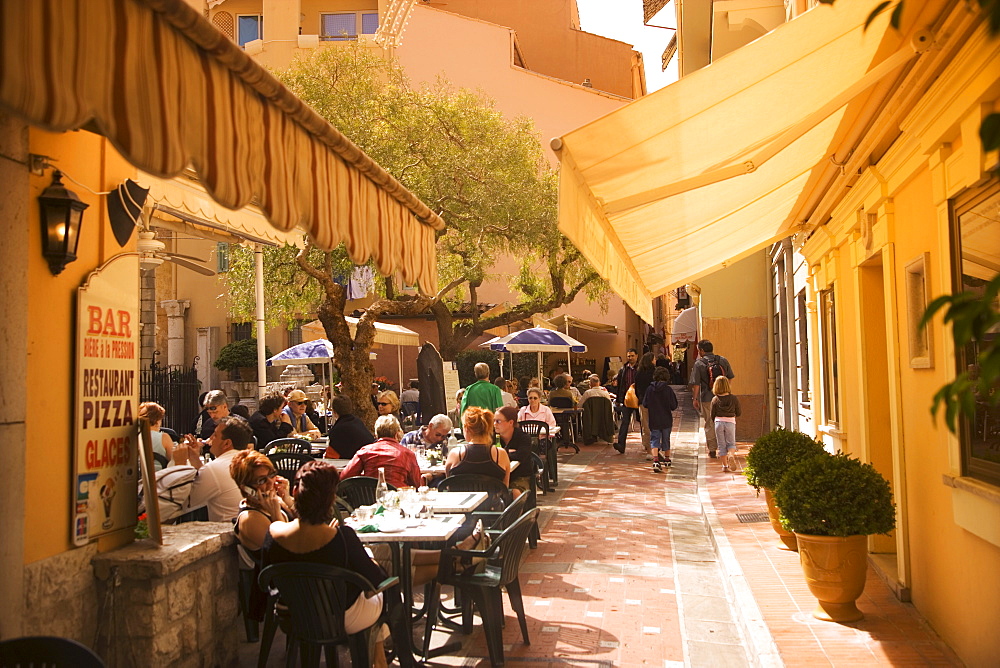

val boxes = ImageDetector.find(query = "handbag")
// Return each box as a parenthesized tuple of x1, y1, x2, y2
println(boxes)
(624, 384, 640, 409)
(454, 519, 492, 574)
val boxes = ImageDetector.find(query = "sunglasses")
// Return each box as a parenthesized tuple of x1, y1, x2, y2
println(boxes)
(290, 400, 306, 405)
(206, 405, 223, 412)
(377, 402, 391, 407)
(254, 472, 279, 486)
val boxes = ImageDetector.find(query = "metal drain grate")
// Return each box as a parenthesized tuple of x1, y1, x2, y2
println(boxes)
(736, 512, 770, 523)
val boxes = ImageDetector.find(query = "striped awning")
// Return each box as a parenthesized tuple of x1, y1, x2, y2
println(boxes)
(0, 0, 443, 293)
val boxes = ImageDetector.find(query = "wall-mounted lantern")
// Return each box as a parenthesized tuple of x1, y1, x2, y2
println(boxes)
(39, 170, 89, 275)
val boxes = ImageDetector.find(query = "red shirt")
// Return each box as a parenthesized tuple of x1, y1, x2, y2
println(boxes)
(340, 438, 423, 489)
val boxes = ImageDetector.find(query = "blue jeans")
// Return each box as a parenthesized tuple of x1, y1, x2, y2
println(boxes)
(650, 428, 671, 454)
(714, 420, 737, 455)
(617, 406, 639, 451)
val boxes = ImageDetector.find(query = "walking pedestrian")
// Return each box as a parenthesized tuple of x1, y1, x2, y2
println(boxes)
(642, 367, 678, 473)
(634, 352, 656, 459)
(613, 348, 639, 454)
(710, 376, 741, 472)
(688, 339, 735, 458)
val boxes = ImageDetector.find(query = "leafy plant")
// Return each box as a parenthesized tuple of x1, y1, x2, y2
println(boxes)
(213, 339, 272, 372)
(774, 453, 896, 537)
(455, 350, 501, 386)
(744, 428, 828, 492)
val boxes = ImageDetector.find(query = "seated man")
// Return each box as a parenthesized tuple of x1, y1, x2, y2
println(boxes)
(340, 415, 424, 489)
(548, 373, 577, 407)
(249, 392, 293, 449)
(324, 395, 374, 460)
(580, 374, 612, 404)
(283, 389, 321, 438)
(197, 390, 230, 440)
(177, 415, 253, 521)
(400, 414, 453, 450)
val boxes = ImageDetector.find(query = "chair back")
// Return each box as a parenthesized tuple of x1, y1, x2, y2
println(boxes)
(0, 636, 105, 668)
(262, 437, 312, 456)
(337, 476, 397, 509)
(400, 401, 420, 418)
(548, 396, 574, 409)
(160, 427, 180, 442)
(491, 490, 528, 532)
(518, 420, 549, 440)
(437, 474, 512, 511)
(493, 508, 540, 587)
(258, 563, 375, 645)
(267, 452, 313, 480)
(152, 452, 169, 469)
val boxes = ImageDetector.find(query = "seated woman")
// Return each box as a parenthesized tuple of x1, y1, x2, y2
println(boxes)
(517, 388, 557, 433)
(445, 407, 510, 486)
(138, 402, 174, 470)
(494, 406, 533, 498)
(262, 460, 414, 668)
(376, 390, 401, 424)
(548, 373, 578, 407)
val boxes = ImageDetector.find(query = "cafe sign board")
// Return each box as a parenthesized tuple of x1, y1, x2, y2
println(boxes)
(73, 254, 140, 546)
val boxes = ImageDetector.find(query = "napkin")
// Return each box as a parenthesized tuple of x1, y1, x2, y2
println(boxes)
(357, 524, 380, 533)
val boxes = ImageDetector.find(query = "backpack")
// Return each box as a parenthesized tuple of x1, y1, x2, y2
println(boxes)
(704, 356, 727, 389)
(138, 465, 199, 522)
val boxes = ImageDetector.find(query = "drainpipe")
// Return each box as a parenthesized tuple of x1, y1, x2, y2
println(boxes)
(255, 244, 266, 399)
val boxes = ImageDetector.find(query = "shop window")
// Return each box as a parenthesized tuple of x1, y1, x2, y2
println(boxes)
(904, 253, 932, 368)
(820, 287, 839, 426)
(236, 14, 262, 47)
(950, 182, 1000, 486)
(321, 12, 379, 41)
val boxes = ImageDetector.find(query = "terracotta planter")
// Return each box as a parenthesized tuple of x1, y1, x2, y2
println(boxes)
(763, 488, 797, 551)
(794, 533, 868, 622)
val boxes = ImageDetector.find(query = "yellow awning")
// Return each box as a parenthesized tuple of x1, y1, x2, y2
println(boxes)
(0, 0, 443, 293)
(556, 1, 926, 323)
(301, 319, 420, 348)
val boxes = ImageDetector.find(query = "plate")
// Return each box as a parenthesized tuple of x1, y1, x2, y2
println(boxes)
(378, 524, 405, 533)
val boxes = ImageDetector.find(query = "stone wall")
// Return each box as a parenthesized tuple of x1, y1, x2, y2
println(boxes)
(23, 542, 100, 644)
(92, 523, 240, 668)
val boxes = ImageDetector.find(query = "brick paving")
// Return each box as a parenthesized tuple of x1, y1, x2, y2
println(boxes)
(243, 387, 963, 666)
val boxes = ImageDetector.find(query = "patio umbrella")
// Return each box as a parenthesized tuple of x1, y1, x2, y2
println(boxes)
(482, 327, 588, 379)
(266, 340, 335, 394)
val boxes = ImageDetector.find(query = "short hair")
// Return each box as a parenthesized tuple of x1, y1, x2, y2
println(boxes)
(259, 393, 285, 416)
(375, 414, 402, 439)
(293, 460, 340, 524)
(527, 388, 543, 399)
(474, 362, 491, 380)
(553, 374, 568, 389)
(330, 395, 353, 416)
(138, 401, 165, 424)
(462, 407, 493, 439)
(409, 380, 420, 390)
(377, 390, 400, 412)
(589, 374, 601, 386)
(231, 405, 251, 420)
(626, 347, 638, 355)
(713, 376, 731, 395)
(493, 376, 507, 389)
(496, 406, 519, 423)
(204, 390, 227, 408)
(654, 367, 671, 382)
(217, 415, 253, 450)
(427, 414, 453, 431)
(698, 340, 714, 353)
(229, 450, 275, 491)
(518, 376, 530, 391)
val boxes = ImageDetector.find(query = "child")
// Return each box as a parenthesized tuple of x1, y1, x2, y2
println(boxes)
(710, 377, 741, 472)
(642, 367, 678, 473)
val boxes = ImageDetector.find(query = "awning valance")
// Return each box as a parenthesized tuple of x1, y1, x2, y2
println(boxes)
(556, 1, 926, 323)
(301, 318, 420, 348)
(0, 0, 443, 293)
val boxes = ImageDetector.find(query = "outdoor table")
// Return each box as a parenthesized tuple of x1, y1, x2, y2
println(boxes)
(345, 513, 467, 660)
(422, 491, 487, 513)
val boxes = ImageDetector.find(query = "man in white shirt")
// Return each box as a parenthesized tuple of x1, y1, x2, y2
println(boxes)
(400, 380, 420, 404)
(179, 415, 252, 521)
(580, 374, 611, 404)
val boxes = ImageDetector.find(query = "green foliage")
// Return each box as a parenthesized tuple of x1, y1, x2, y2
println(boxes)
(774, 453, 896, 537)
(921, 273, 1000, 432)
(455, 350, 501, 386)
(744, 428, 828, 492)
(213, 339, 271, 372)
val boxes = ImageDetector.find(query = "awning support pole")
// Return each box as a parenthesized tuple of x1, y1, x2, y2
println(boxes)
(254, 244, 266, 399)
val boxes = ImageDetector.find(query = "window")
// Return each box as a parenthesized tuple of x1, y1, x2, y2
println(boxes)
(819, 287, 840, 426)
(236, 14, 262, 48)
(320, 12, 378, 41)
(904, 253, 932, 368)
(950, 182, 1000, 486)
(232, 322, 253, 342)
(216, 243, 230, 274)
(796, 290, 810, 403)
(287, 320, 306, 348)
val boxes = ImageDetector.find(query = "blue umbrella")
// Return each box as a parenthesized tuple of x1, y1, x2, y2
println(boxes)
(485, 327, 587, 353)
(266, 339, 334, 366)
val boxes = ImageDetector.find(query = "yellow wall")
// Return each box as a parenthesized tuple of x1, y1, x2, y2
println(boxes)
(24, 130, 135, 564)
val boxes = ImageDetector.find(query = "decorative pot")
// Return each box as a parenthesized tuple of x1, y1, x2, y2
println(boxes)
(763, 488, 797, 551)
(794, 533, 868, 622)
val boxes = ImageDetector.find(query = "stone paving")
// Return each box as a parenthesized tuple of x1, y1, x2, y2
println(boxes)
(243, 387, 962, 667)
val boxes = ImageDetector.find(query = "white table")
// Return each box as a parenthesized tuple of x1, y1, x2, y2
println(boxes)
(422, 491, 488, 513)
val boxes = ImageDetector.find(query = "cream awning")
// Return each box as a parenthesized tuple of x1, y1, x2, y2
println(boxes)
(671, 307, 698, 344)
(533, 313, 618, 334)
(556, 1, 927, 323)
(0, 0, 443, 293)
(301, 318, 420, 348)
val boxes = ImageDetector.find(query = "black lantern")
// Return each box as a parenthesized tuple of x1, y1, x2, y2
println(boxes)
(39, 170, 89, 275)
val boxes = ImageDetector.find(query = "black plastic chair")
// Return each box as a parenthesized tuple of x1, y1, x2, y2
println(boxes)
(437, 474, 512, 512)
(160, 427, 180, 442)
(258, 563, 401, 668)
(337, 476, 398, 511)
(424, 509, 540, 666)
(262, 437, 312, 456)
(268, 452, 313, 480)
(548, 397, 581, 453)
(152, 452, 169, 469)
(472, 489, 528, 538)
(518, 420, 553, 493)
(0, 636, 105, 668)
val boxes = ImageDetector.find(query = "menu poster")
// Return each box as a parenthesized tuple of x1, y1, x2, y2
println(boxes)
(73, 255, 140, 546)
(442, 362, 461, 412)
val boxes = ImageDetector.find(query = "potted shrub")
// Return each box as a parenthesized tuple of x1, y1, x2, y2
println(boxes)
(744, 428, 827, 551)
(214, 339, 271, 381)
(774, 452, 896, 622)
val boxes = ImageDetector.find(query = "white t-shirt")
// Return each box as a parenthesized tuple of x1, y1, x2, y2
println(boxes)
(500, 391, 518, 408)
(187, 449, 242, 522)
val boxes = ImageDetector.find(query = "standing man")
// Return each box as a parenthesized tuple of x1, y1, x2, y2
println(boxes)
(459, 363, 503, 414)
(688, 340, 735, 458)
(613, 348, 639, 454)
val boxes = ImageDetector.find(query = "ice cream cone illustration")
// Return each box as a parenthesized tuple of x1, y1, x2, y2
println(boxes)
(100, 478, 116, 529)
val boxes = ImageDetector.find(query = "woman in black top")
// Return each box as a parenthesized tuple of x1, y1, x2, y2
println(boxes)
(261, 460, 415, 667)
(494, 406, 533, 498)
(445, 407, 510, 485)
(635, 352, 656, 457)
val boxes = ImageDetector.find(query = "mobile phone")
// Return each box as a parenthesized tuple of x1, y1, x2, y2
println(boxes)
(242, 485, 259, 499)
